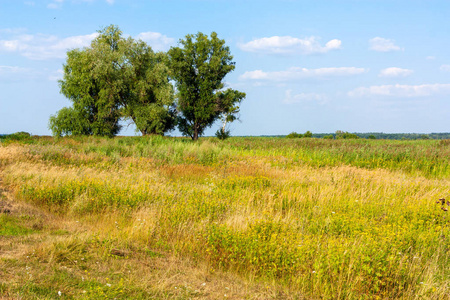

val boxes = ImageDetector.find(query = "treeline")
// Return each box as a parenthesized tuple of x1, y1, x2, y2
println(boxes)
(49, 25, 245, 140)
(285, 131, 450, 140)
(353, 132, 450, 140)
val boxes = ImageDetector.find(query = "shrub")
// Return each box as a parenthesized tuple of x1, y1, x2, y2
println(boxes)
(303, 130, 313, 138)
(336, 130, 359, 139)
(286, 132, 303, 138)
(215, 128, 231, 140)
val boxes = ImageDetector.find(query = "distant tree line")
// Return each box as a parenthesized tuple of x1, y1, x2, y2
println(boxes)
(286, 130, 313, 138)
(49, 25, 245, 140)
(284, 131, 450, 140)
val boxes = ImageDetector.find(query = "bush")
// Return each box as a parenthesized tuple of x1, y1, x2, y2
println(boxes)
(336, 130, 359, 139)
(5, 132, 32, 140)
(323, 135, 334, 139)
(286, 132, 303, 138)
(216, 128, 231, 140)
(303, 130, 313, 138)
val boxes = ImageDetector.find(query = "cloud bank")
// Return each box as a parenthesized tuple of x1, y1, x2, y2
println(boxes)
(135, 32, 175, 51)
(283, 90, 328, 105)
(440, 65, 450, 72)
(0, 32, 99, 60)
(379, 67, 413, 78)
(0, 29, 175, 60)
(369, 37, 403, 52)
(349, 83, 450, 98)
(47, 0, 114, 9)
(238, 36, 342, 55)
(240, 67, 366, 81)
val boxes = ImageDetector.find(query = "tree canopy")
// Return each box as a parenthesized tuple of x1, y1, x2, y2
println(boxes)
(50, 25, 175, 137)
(168, 32, 245, 140)
(50, 27, 245, 140)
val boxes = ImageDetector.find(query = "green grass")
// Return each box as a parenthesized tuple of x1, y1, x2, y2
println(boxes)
(0, 214, 37, 236)
(1, 136, 449, 299)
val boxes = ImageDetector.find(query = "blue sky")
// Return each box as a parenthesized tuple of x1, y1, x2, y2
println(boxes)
(1, 0, 449, 136)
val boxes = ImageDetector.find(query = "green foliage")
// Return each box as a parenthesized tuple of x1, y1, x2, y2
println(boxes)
(215, 128, 231, 140)
(120, 41, 175, 135)
(0, 132, 34, 145)
(2, 132, 32, 140)
(368, 134, 376, 139)
(286, 131, 312, 138)
(52, 25, 175, 137)
(336, 130, 359, 139)
(330, 132, 450, 140)
(286, 132, 303, 138)
(303, 130, 313, 138)
(49, 107, 92, 136)
(57, 26, 123, 137)
(168, 32, 245, 140)
(323, 135, 334, 139)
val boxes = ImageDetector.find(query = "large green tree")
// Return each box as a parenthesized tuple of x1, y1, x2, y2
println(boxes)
(50, 25, 175, 137)
(168, 32, 245, 140)
(121, 40, 175, 135)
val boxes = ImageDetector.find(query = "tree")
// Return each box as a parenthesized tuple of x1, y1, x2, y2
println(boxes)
(55, 25, 124, 137)
(215, 88, 245, 140)
(49, 107, 92, 136)
(286, 132, 303, 138)
(121, 40, 176, 135)
(168, 32, 245, 140)
(303, 130, 313, 138)
(50, 25, 175, 137)
(336, 130, 359, 139)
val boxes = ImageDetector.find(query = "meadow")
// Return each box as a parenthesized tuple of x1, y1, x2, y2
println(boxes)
(0, 136, 449, 299)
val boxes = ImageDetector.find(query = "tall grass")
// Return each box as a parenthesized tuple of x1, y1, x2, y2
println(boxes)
(1, 136, 449, 299)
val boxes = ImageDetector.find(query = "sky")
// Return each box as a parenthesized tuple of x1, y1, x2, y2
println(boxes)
(1, 0, 449, 136)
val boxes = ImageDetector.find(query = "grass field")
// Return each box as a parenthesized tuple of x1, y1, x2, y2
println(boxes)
(0, 136, 449, 299)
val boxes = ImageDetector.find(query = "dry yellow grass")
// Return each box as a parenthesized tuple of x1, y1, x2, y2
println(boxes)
(1, 137, 449, 299)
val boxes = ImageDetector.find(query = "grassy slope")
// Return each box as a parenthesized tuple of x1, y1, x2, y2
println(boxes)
(0, 136, 449, 299)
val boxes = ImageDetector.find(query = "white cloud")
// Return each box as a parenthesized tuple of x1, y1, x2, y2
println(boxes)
(0, 65, 66, 82)
(379, 67, 413, 78)
(135, 32, 175, 51)
(47, 0, 64, 9)
(0, 29, 175, 60)
(348, 83, 450, 98)
(369, 37, 402, 52)
(0, 65, 37, 81)
(0, 40, 20, 51)
(47, 0, 114, 9)
(440, 65, 450, 72)
(0, 65, 30, 74)
(238, 36, 342, 55)
(426, 56, 436, 60)
(240, 67, 367, 81)
(0, 28, 27, 34)
(0, 32, 98, 60)
(283, 90, 328, 105)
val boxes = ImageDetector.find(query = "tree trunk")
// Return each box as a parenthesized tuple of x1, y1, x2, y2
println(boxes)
(193, 129, 199, 141)
(193, 123, 199, 140)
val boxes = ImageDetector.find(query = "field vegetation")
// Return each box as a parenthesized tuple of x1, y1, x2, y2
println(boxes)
(0, 136, 449, 299)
